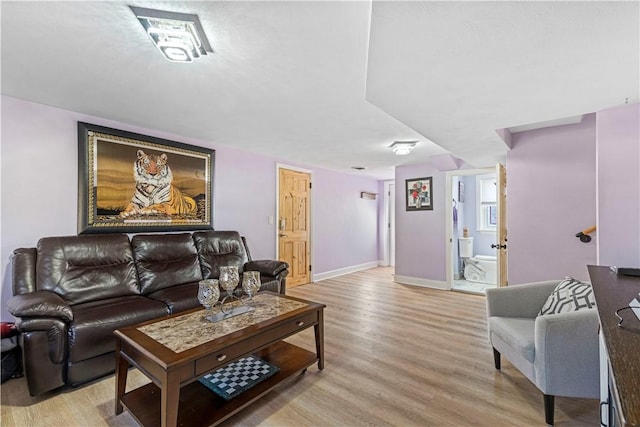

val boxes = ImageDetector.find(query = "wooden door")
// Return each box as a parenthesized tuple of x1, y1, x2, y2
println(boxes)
(278, 168, 311, 287)
(496, 163, 508, 287)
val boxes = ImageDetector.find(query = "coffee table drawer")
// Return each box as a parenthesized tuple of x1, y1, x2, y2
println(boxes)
(246, 311, 318, 351)
(195, 311, 318, 376)
(195, 340, 253, 376)
(275, 311, 318, 336)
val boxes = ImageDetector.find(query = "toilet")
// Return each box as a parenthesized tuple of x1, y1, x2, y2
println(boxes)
(458, 237, 497, 285)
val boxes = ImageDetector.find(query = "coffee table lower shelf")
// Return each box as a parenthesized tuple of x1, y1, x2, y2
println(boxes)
(120, 341, 317, 427)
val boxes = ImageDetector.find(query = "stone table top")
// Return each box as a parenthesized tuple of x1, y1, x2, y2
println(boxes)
(137, 293, 308, 353)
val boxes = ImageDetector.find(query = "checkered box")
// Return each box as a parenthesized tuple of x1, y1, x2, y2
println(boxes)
(198, 355, 279, 400)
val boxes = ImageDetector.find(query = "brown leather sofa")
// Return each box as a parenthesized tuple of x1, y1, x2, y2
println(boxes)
(7, 230, 289, 396)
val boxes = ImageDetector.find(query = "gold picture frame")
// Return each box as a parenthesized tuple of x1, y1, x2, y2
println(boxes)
(78, 122, 214, 234)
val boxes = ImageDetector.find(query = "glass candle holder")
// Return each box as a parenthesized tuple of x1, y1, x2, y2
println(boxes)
(219, 266, 240, 301)
(241, 271, 261, 303)
(197, 279, 220, 319)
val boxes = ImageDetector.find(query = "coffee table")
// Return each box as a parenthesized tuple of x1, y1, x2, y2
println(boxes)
(114, 292, 325, 427)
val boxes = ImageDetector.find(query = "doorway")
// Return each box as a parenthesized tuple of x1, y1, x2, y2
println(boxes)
(277, 165, 312, 288)
(445, 165, 507, 294)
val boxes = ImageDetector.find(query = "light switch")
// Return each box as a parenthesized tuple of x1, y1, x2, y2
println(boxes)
(268, 215, 274, 225)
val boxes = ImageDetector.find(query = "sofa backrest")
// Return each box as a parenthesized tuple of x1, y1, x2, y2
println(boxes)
(192, 231, 249, 279)
(35, 234, 139, 305)
(131, 233, 203, 294)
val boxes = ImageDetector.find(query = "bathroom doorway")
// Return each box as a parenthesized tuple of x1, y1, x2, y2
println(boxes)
(445, 165, 507, 294)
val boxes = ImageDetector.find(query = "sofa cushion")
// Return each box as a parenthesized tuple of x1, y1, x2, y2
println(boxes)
(132, 233, 203, 294)
(147, 282, 202, 314)
(193, 231, 249, 278)
(68, 295, 168, 363)
(539, 277, 596, 316)
(36, 235, 139, 305)
(488, 317, 535, 363)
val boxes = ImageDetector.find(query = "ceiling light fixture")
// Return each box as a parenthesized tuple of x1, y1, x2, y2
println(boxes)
(130, 6, 213, 63)
(389, 141, 417, 155)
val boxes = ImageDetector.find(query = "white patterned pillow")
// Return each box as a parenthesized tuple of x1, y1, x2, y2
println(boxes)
(539, 277, 596, 316)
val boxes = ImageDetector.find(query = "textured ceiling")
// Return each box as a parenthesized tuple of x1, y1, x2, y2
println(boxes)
(2, 1, 638, 179)
(366, 1, 640, 168)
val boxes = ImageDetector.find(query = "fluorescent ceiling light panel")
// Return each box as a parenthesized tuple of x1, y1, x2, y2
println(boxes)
(130, 6, 213, 63)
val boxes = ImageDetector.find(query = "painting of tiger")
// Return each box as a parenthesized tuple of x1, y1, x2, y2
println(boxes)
(119, 150, 198, 219)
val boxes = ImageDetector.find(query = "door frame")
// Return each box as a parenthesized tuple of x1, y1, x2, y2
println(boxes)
(275, 163, 314, 282)
(445, 167, 497, 291)
(496, 163, 508, 287)
(382, 180, 395, 267)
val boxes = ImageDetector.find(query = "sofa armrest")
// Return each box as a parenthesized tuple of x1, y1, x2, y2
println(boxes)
(7, 291, 73, 322)
(486, 280, 560, 319)
(534, 309, 600, 397)
(245, 260, 289, 278)
(16, 317, 68, 394)
(16, 317, 69, 364)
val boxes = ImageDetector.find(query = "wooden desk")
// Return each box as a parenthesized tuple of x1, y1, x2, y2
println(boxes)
(588, 265, 640, 427)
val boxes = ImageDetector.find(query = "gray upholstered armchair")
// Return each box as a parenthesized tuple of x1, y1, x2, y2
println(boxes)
(485, 280, 600, 425)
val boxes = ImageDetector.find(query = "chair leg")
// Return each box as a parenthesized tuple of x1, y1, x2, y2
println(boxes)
(543, 394, 554, 425)
(492, 348, 501, 370)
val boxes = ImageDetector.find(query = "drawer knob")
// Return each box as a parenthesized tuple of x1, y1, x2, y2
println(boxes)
(297, 321, 305, 326)
(217, 354, 227, 362)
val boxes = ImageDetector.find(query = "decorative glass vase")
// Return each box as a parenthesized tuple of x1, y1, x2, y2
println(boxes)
(219, 266, 240, 303)
(197, 279, 220, 319)
(241, 271, 261, 304)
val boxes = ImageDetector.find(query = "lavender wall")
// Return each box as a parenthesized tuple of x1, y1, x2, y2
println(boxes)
(0, 96, 380, 321)
(507, 114, 597, 283)
(211, 146, 278, 256)
(596, 103, 640, 267)
(394, 163, 446, 281)
(312, 169, 380, 273)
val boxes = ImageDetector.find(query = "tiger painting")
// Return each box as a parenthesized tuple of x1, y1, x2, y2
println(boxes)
(119, 150, 198, 219)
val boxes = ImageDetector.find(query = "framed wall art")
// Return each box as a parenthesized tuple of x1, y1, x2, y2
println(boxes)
(405, 176, 433, 211)
(78, 122, 215, 234)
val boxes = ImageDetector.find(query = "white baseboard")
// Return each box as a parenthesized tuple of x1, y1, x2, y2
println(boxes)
(313, 261, 380, 282)
(393, 274, 449, 290)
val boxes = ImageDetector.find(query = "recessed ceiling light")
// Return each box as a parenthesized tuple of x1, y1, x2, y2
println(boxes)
(130, 6, 213, 63)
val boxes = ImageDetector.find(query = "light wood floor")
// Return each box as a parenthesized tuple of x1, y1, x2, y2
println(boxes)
(1, 267, 598, 426)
